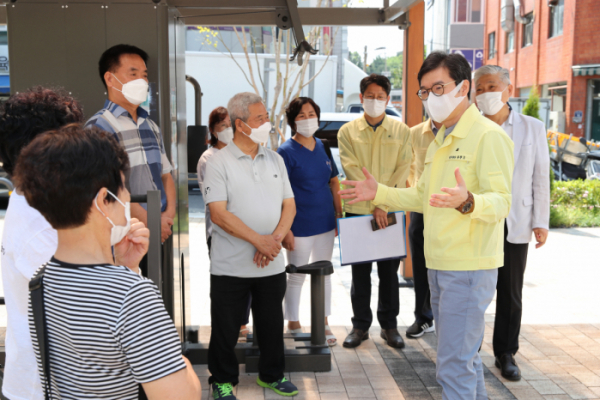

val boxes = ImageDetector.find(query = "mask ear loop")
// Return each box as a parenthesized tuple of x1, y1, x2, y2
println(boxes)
(94, 189, 116, 227)
(110, 73, 125, 93)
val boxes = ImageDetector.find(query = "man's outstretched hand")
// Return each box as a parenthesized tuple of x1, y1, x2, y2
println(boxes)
(429, 167, 468, 209)
(340, 167, 378, 204)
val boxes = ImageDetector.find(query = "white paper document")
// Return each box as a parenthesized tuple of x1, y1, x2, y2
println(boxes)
(337, 212, 406, 266)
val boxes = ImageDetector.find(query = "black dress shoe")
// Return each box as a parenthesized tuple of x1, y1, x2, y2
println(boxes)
(380, 328, 405, 349)
(495, 353, 521, 381)
(343, 329, 369, 348)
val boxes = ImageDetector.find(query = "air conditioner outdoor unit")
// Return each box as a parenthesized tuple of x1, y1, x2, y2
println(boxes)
(549, 111, 566, 133)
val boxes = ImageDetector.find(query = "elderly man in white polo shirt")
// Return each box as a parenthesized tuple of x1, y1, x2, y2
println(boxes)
(474, 65, 550, 382)
(203, 92, 298, 400)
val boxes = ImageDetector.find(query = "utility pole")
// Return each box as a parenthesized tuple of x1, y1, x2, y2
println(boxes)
(363, 45, 367, 72)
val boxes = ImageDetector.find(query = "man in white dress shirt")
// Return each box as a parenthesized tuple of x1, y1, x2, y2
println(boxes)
(474, 65, 550, 381)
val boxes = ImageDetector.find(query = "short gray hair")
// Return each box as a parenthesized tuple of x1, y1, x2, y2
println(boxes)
(227, 92, 264, 132)
(474, 65, 511, 86)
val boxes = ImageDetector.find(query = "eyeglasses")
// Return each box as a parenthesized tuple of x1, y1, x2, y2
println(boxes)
(417, 81, 457, 100)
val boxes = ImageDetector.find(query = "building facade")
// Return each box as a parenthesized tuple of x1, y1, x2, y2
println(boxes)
(484, 0, 600, 140)
(425, 0, 485, 71)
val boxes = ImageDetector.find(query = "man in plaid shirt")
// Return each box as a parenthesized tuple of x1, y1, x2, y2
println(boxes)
(86, 44, 176, 263)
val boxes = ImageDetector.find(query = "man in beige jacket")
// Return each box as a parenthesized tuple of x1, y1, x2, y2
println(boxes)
(338, 74, 412, 349)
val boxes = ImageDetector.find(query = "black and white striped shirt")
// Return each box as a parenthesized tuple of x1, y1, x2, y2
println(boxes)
(28, 258, 186, 399)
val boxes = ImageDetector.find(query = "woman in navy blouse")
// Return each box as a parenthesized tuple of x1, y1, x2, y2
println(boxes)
(277, 97, 343, 346)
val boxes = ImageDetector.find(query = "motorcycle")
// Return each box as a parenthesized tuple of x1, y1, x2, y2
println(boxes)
(549, 133, 600, 181)
(576, 137, 600, 181)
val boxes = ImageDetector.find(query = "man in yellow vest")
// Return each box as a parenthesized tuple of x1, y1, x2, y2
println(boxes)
(339, 52, 514, 399)
(338, 74, 412, 349)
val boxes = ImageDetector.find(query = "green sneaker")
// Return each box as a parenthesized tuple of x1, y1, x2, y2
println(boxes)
(212, 382, 236, 400)
(257, 376, 299, 396)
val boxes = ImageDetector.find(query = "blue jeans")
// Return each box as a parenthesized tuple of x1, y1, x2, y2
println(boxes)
(428, 268, 498, 400)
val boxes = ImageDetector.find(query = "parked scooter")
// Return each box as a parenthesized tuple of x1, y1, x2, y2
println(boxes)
(576, 137, 600, 181)
(549, 133, 588, 181)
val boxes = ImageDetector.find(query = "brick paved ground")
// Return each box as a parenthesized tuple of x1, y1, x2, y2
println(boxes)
(185, 208, 600, 400)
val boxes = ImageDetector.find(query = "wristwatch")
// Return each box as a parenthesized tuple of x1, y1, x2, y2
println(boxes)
(456, 191, 475, 215)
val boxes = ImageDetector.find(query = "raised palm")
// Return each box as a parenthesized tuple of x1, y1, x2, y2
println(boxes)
(339, 167, 379, 204)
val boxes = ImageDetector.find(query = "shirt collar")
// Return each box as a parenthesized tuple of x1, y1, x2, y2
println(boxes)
(434, 104, 480, 145)
(504, 108, 514, 127)
(104, 99, 148, 120)
(228, 139, 265, 159)
(358, 114, 389, 132)
(430, 119, 456, 136)
(430, 119, 438, 135)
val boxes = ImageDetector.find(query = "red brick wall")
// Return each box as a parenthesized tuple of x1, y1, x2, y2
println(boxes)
(566, 0, 600, 135)
(484, 0, 500, 63)
(572, 0, 600, 66)
(483, 0, 600, 137)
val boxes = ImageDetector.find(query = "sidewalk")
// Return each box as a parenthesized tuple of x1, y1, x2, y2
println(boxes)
(188, 211, 600, 400)
(0, 200, 598, 399)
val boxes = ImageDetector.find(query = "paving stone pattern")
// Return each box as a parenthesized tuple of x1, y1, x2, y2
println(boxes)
(1, 211, 599, 400)
(185, 224, 600, 400)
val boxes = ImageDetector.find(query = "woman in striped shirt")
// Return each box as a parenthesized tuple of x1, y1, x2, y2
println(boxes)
(14, 124, 201, 400)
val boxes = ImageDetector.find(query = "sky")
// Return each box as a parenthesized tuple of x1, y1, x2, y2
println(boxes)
(345, 0, 405, 64)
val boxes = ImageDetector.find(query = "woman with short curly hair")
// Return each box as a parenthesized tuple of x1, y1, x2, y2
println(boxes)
(0, 86, 83, 400)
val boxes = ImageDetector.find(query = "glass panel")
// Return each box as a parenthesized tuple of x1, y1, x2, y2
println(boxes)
(522, 15, 534, 47)
(593, 81, 600, 97)
(549, 0, 565, 37)
(488, 32, 495, 59)
(506, 31, 514, 53)
(318, 121, 347, 131)
(455, 0, 468, 22)
(471, 0, 482, 23)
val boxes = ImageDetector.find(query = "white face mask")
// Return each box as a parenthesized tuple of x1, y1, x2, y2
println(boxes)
(242, 121, 272, 144)
(216, 127, 233, 145)
(95, 189, 131, 246)
(476, 87, 508, 116)
(426, 80, 466, 123)
(111, 73, 149, 106)
(422, 100, 432, 120)
(363, 99, 387, 118)
(295, 118, 320, 137)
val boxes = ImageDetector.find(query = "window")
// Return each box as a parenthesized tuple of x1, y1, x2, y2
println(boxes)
(471, 0, 482, 23)
(453, 0, 483, 23)
(455, 0, 468, 22)
(506, 31, 515, 53)
(549, 0, 564, 38)
(316, 120, 349, 148)
(522, 14, 534, 47)
(488, 32, 496, 59)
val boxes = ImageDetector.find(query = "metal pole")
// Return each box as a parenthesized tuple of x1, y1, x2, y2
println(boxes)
(186, 75, 203, 126)
(310, 274, 326, 346)
(147, 190, 163, 292)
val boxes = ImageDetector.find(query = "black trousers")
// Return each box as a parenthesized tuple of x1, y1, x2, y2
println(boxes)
(347, 212, 400, 331)
(408, 212, 433, 324)
(493, 223, 529, 357)
(208, 272, 286, 385)
(208, 237, 252, 326)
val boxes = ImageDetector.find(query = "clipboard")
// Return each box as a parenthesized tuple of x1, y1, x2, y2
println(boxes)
(337, 212, 406, 266)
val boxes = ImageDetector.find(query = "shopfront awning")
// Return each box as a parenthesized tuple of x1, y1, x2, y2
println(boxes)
(572, 64, 600, 77)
